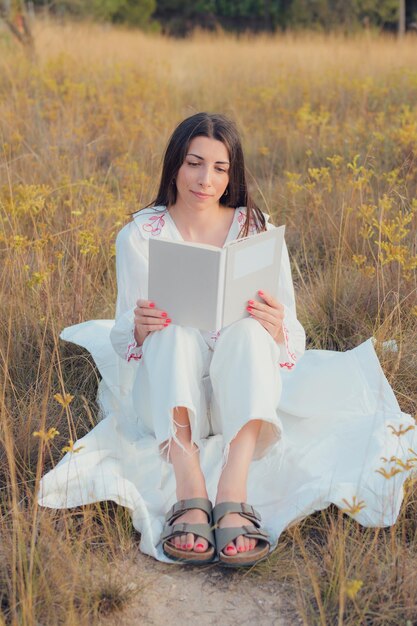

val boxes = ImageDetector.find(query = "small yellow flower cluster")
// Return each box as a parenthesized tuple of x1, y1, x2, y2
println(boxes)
(5, 184, 51, 217)
(340, 495, 366, 515)
(78, 230, 100, 256)
(27, 271, 50, 289)
(33, 427, 60, 442)
(61, 439, 84, 454)
(354, 195, 417, 280)
(284, 171, 303, 196)
(345, 579, 363, 600)
(375, 443, 417, 479)
(53, 392, 74, 407)
(9, 234, 30, 250)
(308, 167, 332, 192)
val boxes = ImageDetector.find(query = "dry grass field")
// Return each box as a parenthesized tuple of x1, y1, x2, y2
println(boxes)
(0, 18, 416, 625)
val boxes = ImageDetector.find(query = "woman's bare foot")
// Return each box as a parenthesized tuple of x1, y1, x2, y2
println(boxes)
(215, 509, 258, 556)
(169, 505, 210, 553)
(214, 420, 263, 556)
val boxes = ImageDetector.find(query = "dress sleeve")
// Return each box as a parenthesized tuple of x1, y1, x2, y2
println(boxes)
(268, 223, 306, 370)
(109, 222, 148, 362)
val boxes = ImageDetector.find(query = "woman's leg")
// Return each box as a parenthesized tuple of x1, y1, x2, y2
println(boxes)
(215, 419, 262, 555)
(210, 317, 283, 555)
(133, 324, 212, 553)
(168, 406, 210, 553)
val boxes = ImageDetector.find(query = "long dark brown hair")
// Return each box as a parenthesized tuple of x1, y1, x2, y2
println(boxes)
(138, 112, 267, 238)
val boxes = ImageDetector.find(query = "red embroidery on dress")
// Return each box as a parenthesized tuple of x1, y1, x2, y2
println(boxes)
(210, 330, 221, 342)
(126, 341, 143, 362)
(238, 209, 257, 234)
(279, 322, 297, 369)
(279, 362, 295, 370)
(282, 322, 297, 362)
(142, 212, 167, 236)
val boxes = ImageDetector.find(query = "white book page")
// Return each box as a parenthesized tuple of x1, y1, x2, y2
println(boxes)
(222, 226, 285, 328)
(148, 238, 222, 331)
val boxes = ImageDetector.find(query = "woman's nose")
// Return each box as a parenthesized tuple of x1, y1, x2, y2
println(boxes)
(198, 167, 212, 187)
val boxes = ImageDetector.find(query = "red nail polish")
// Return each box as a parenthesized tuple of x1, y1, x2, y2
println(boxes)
(182, 544, 187, 549)
(186, 543, 192, 548)
(246, 306, 252, 311)
(161, 312, 167, 318)
(164, 323, 169, 327)
(258, 290, 264, 296)
(226, 546, 234, 552)
(248, 300, 254, 305)
(166, 319, 171, 323)
(238, 546, 244, 552)
(196, 543, 204, 549)
(149, 302, 155, 308)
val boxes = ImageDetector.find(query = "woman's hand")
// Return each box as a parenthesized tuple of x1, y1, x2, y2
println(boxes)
(246, 290, 285, 343)
(133, 299, 171, 347)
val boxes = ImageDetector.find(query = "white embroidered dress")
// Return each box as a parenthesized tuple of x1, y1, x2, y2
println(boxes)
(38, 206, 417, 562)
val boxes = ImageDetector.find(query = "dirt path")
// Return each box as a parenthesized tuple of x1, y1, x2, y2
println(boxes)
(102, 551, 299, 625)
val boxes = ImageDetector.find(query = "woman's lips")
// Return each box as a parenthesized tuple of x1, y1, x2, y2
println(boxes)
(191, 190, 213, 199)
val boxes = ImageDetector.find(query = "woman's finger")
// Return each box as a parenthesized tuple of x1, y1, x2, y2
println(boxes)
(139, 317, 171, 327)
(247, 305, 284, 323)
(137, 299, 156, 309)
(145, 322, 171, 331)
(249, 310, 283, 329)
(134, 306, 167, 320)
(257, 290, 282, 311)
(248, 296, 284, 315)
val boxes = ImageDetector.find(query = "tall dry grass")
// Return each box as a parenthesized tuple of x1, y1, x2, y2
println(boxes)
(0, 17, 416, 624)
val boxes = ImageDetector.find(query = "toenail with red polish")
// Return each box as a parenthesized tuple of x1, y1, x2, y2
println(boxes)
(226, 546, 234, 552)
(196, 544, 204, 549)
(238, 546, 244, 552)
(187, 543, 192, 548)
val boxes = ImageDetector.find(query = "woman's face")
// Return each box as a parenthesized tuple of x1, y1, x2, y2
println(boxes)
(174, 136, 230, 210)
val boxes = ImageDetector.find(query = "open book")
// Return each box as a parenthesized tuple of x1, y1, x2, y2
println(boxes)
(148, 225, 285, 332)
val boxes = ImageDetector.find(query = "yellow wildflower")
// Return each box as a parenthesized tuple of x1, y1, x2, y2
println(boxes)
(341, 496, 366, 515)
(33, 427, 60, 442)
(54, 392, 74, 407)
(352, 254, 366, 267)
(345, 579, 363, 600)
(375, 466, 403, 479)
(387, 424, 415, 437)
(62, 439, 84, 454)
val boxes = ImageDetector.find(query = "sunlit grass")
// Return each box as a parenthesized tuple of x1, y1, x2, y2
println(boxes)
(0, 17, 416, 624)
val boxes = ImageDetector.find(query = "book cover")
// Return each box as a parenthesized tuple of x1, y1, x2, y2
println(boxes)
(148, 225, 285, 332)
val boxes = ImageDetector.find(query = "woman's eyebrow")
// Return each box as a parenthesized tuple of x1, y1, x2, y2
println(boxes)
(187, 152, 230, 165)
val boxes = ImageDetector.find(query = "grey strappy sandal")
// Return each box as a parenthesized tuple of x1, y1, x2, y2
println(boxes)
(160, 497, 216, 563)
(212, 502, 270, 567)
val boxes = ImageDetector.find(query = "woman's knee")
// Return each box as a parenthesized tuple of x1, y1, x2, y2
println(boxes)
(218, 317, 275, 349)
(143, 323, 204, 353)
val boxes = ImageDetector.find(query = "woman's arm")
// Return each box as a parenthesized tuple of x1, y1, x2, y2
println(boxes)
(109, 222, 148, 362)
(275, 239, 306, 369)
(245, 232, 306, 369)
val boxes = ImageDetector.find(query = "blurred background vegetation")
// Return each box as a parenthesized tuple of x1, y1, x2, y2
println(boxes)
(1, 0, 417, 35)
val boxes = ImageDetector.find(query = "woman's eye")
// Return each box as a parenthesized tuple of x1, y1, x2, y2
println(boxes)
(188, 162, 200, 167)
(216, 168, 226, 173)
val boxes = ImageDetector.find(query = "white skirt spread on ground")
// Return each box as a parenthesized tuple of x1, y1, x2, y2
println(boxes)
(38, 320, 417, 563)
